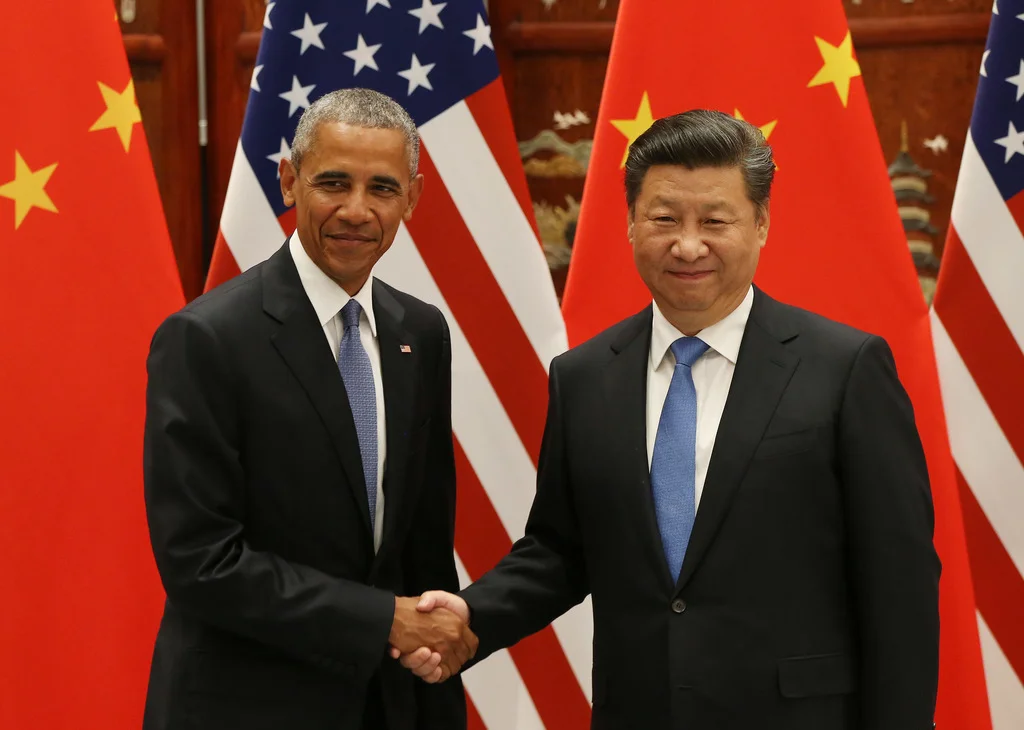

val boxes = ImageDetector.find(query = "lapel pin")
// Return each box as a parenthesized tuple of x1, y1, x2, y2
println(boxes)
(400, 344, 412, 353)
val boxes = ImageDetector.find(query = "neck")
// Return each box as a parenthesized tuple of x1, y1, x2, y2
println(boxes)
(341, 278, 368, 297)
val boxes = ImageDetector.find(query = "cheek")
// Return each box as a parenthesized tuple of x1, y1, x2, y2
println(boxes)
(636, 247, 669, 282)
(306, 199, 335, 226)
(719, 241, 759, 273)
(378, 205, 407, 232)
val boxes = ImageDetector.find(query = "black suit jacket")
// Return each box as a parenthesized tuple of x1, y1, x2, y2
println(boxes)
(142, 244, 465, 730)
(461, 288, 940, 730)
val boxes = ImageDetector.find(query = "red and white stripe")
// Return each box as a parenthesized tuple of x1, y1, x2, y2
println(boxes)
(932, 131, 1024, 729)
(209, 80, 593, 728)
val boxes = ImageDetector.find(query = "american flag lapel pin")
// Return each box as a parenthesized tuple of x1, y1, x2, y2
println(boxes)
(400, 344, 412, 353)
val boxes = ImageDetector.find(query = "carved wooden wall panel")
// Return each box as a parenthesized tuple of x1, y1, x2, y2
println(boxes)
(117, 0, 202, 299)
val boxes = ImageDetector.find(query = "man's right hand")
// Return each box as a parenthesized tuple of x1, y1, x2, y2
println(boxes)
(389, 595, 477, 683)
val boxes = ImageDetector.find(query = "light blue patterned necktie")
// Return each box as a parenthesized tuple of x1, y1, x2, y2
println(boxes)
(338, 299, 377, 532)
(650, 336, 709, 583)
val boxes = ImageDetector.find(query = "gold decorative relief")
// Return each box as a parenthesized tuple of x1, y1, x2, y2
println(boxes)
(553, 110, 592, 130)
(519, 130, 592, 178)
(534, 195, 580, 269)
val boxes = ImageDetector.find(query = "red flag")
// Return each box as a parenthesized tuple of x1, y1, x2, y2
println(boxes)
(564, 1, 990, 727)
(0, 4, 184, 727)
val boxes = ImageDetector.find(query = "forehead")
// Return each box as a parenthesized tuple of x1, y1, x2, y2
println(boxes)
(639, 164, 747, 204)
(305, 121, 410, 177)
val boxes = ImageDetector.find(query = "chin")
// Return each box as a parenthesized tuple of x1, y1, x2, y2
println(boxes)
(663, 295, 713, 313)
(663, 285, 711, 304)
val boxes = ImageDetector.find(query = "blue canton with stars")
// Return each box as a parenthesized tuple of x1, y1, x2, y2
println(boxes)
(973, 0, 1024, 202)
(243, 0, 498, 219)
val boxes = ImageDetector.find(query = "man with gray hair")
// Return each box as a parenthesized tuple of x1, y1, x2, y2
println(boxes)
(399, 110, 941, 730)
(142, 88, 474, 729)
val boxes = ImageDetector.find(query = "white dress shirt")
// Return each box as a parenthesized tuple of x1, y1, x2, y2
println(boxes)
(289, 233, 386, 552)
(646, 286, 754, 511)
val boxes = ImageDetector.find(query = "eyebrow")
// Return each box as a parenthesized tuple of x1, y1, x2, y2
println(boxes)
(699, 200, 735, 212)
(311, 170, 403, 189)
(648, 197, 736, 213)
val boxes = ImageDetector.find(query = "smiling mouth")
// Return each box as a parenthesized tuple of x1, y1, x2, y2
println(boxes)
(667, 270, 711, 278)
(327, 233, 376, 243)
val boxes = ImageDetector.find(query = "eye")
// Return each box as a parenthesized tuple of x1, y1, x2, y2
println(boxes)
(654, 216, 675, 223)
(705, 219, 725, 225)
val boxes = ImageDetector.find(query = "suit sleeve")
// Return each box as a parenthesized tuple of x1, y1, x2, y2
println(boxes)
(459, 357, 590, 664)
(401, 309, 466, 728)
(144, 310, 395, 678)
(838, 335, 940, 730)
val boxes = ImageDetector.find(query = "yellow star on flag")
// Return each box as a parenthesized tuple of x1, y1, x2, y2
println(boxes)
(89, 79, 142, 151)
(0, 151, 58, 229)
(807, 31, 861, 107)
(733, 109, 777, 141)
(611, 91, 655, 168)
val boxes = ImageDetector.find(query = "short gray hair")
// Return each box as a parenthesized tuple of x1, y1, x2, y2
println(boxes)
(290, 88, 420, 176)
(624, 109, 774, 220)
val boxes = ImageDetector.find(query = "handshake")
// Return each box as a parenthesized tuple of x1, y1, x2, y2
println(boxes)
(388, 591, 477, 683)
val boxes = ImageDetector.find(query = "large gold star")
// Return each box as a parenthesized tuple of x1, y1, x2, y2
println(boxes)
(807, 31, 861, 107)
(89, 79, 142, 151)
(733, 109, 777, 141)
(611, 91, 655, 168)
(0, 151, 58, 229)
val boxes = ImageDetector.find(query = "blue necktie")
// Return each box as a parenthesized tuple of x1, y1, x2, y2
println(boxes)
(651, 336, 709, 582)
(338, 299, 377, 532)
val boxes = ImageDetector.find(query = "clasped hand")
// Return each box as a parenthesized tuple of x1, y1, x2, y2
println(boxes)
(389, 592, 476, 683)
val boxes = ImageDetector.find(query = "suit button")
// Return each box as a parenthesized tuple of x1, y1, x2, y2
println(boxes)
(671, 598, 686, 614)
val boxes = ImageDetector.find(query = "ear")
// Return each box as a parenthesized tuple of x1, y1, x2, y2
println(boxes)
(626, 208, 636, 246)
(280, 159, 297, 207)
(756, 204, 770, 248)
(403, 173, 425, 222)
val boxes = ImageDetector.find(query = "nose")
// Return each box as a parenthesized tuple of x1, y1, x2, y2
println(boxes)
(336, 188, 374, 226)
(671, 228, 706, 262)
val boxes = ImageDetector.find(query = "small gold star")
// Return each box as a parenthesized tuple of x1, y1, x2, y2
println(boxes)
(610, 91, 655, 168)
(807, 31, 862, 107)
(733, 109, 777, 141)
(89, 79, 142, 151)
(0, 151, 58, 229)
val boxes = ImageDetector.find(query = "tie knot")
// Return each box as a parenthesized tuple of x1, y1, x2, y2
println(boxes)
(341, 299, 363, 330)
(670, 337, 709, 368)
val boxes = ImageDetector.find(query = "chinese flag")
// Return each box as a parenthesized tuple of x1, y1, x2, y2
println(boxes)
(0, 3, 183, 728)
(564, 0, 991, 727)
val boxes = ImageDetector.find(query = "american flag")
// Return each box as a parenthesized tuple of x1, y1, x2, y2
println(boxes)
(204, 1, 593, 727)
(931, 2, 1024, 727)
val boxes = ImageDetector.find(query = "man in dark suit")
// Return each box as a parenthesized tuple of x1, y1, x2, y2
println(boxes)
(142, 88, 475, 730)
(399, 110, 941, 729)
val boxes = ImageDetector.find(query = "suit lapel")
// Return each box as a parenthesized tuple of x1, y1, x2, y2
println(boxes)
(372, 281, 418, 561)
(262, 245, 373, 541)
(675, 290, 800, 594)
(606, 308, 677, 593)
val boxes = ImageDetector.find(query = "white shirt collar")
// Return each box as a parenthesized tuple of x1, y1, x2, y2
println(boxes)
(650, 285, 754, 370)
(289, 232, 377, 337)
